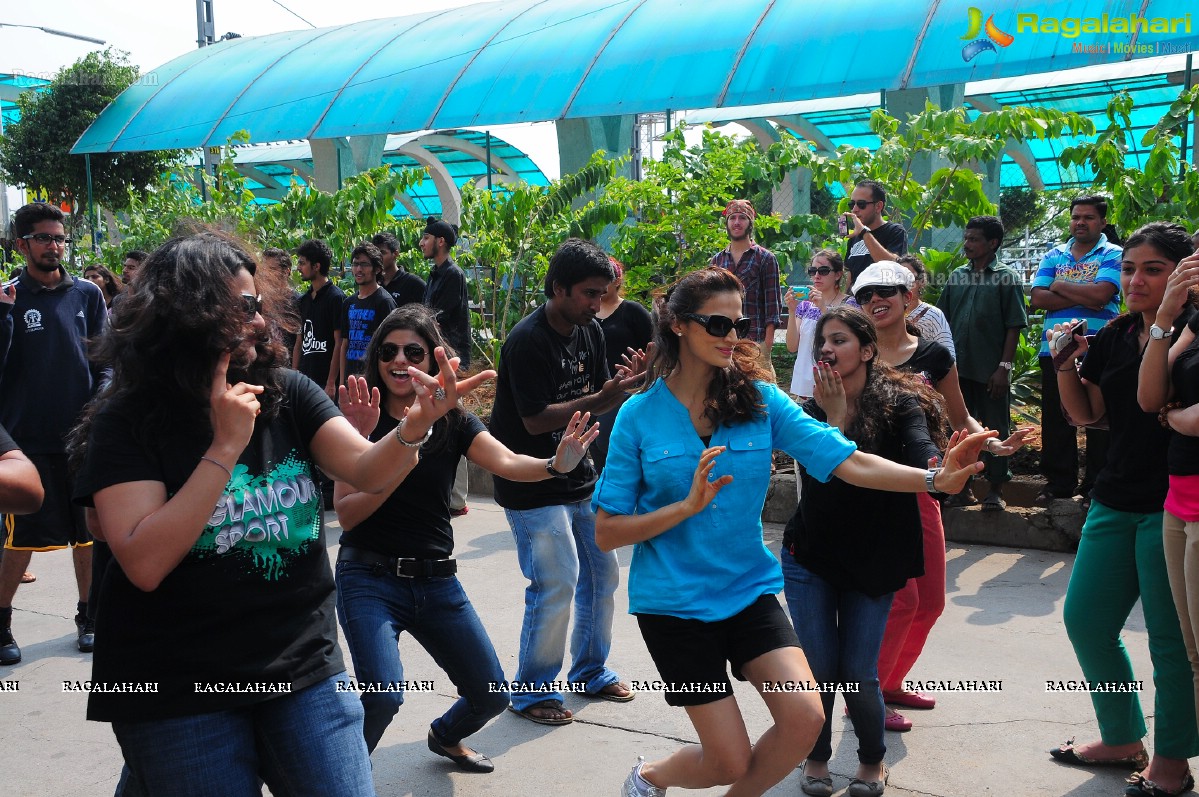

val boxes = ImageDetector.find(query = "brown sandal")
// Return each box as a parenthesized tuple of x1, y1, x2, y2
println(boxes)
(508, 699, 573, 725)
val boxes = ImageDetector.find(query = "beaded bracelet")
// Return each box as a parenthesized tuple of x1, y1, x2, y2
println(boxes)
(1160, 402, 1184, 430)
(395, 417, 433, 447)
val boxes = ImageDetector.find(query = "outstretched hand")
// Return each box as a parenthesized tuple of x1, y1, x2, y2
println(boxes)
(680, 446, 734, 516)
(552, 412, 602, 473)
(987, 426, 1032, 456)
(208, 351, 263, 457)
(339, 376, 381, 439)
(934, 429, 996, 494)
(401, 347, 496, 437)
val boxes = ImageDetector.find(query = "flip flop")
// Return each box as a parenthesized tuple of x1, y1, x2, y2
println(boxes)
(592, 681, 635, 703)
(508, 699, 573, 725)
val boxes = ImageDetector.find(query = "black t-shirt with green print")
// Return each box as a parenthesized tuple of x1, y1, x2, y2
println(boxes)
(74, 370, 343, 721)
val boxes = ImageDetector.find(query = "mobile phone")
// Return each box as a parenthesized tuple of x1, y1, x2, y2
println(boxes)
(790, 285, 811, 301)
(1051, 319, 1087, 370)
(837, 214, 848, 237)
(1, 278, 18, 291)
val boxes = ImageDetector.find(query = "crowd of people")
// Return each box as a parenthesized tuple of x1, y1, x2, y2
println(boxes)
(0, 185, 1195, 797)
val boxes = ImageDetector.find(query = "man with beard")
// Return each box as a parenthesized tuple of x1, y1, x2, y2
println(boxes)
(1030, 196, 1120, 509)
(338, 242, 396, 384)
(709, 199, 782, 374)
(420, 218, 471, 369)
(292, 239, 345, 400)
(843, 179, 908, 283)
(0, 203, 106, 664)
(489, 239, 643, 724)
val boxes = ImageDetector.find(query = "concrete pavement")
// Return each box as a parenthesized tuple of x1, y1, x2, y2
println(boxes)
(0, 497, 1172, 796)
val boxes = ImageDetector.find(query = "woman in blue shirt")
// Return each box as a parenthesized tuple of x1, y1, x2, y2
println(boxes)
(594, 267, 993, 797)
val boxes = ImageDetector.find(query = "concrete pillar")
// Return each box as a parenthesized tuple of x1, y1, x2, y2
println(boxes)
(308, 138, 354, 193)
(887, 83, 966, 249)
(555, 115, 637, 179)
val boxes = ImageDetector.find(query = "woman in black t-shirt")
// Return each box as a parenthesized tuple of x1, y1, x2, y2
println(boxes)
(783, 306, 950, 796)
(334, 305, 598, 772)
(71, 232, 491, 797)
(592, 258, 653, 472)
(853, 262, 1028, 733)
(1052, 222, 1198, 796)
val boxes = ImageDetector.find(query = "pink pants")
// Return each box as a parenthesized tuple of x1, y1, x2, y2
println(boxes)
(877, 492, 946, 692)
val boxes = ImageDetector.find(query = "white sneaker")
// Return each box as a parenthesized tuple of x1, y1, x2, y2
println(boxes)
(621, 758, 667, 797)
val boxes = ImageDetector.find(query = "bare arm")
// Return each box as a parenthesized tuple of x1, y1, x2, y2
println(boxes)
(1048, 280, 1118, 311)
(862, 230, 899, 263)
(1029, 286, 1075, 312)
(291, 334, 301, 371)
(595, 446, 732, 551)
(96, 353, 264, 591)
(933, 363, 981, 433)
(1052, 329, 1105, 425)
(1139, 258, 1199, 411)
(0, 449, 42, 515)
(521, 350, 647, 436)
(325, 330, 343, 397)
(832, 427, 993, 494)
(470, 413, 599, 481)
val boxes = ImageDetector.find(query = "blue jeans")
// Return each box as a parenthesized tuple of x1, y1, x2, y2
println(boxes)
(335, 561, 510, 752)
(781, 550, 894, 765)
(112, 674, 374, 797)
(504, 500, 621, 710)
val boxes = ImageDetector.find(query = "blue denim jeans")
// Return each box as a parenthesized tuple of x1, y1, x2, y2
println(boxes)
(781, 550, 894, 765)
(112, 674, 374, 797)
(335, 561, 510, 752)
(504, 500, 621, 710)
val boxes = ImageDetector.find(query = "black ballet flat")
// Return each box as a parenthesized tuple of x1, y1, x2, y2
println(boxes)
(427, 731, 494, 773)
(1050, 737, 1148, 770)
(1124, 771, 1195, 797)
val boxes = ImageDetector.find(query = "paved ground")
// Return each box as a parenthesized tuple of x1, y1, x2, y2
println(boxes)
(0, 497, 1170, 796)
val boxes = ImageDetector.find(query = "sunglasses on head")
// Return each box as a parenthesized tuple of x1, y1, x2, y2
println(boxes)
(807, 266, 841, 277)
(680, 312, 751, 338)
(847, 199, 876, 210)
(854, 285, 902, 304)
(239, 293, 263, 320)
(377, 342, 427, 365)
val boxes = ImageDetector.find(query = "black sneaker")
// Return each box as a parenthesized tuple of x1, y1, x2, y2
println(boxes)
(75, 613, 94, 653)
(0, 627, 19, 665)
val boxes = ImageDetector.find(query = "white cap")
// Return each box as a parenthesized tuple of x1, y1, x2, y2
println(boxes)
(850, 261, 914, 297)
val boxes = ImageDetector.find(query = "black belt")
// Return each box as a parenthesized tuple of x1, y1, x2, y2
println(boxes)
(338, 547, 457, 578)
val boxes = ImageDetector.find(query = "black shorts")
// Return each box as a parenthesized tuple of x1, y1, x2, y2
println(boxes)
(636, 594, 799, 707)
(4, 453, 90, 551)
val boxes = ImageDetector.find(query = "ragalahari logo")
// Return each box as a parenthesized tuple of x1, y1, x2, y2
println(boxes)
(961, 7, 1014, 61)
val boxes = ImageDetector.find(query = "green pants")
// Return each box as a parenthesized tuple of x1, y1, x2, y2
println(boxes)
(1062, 500, 1199, 757)
(958, 378, 1010, 485)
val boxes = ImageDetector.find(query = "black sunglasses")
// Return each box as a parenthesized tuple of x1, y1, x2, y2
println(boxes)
(239, 293, 263, 320)
(377, 342, 427, 365)
(807, 266, 841, 277)
(681, 312, 751, 338)
(21, 232, 71, 246)
(854, 285, 902, 304)
(847, 199, 876, 210)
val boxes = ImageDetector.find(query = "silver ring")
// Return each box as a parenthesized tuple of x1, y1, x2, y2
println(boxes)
(433, 387, 447, 401)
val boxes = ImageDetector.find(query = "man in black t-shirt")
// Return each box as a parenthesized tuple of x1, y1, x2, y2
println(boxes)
(843, 179, 908, 283)
(373, 231, 426, 308)
(292, 239, 346, 399)
(490, 239, 644, 724)
(338, 242, 397, 384)
(420, 218, 471, 369)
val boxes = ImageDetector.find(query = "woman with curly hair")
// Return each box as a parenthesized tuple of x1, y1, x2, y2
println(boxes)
(1050, 220, 1199, 797)
(82, 263, 123, 309)
(782, 306, 955, 797)
(593, 268, 993, 797)
(333, 305, 599, 771)
(70, 231, 490, 797)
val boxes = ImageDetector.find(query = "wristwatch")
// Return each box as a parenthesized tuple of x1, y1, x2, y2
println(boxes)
(545, 457, 570, 479)
(998, 361, 1013, 371)
(1150, 324, 1173, 341)
(925, 468, 941, 492)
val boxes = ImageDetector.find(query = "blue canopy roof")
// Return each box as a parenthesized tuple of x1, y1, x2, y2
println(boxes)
(73, 0, 1199, 154)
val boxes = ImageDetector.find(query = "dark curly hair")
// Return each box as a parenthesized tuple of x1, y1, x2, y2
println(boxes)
(362, 304, 461, 454)
(814, 306, 948, 453)
(69, 230, 296, 468)
(646, 267, 770, 426)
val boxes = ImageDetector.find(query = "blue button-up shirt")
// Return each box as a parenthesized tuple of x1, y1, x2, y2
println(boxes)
(593, 379, 856, 621)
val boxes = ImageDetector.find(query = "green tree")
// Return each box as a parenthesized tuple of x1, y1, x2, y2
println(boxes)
(0, 49, 176, 214)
